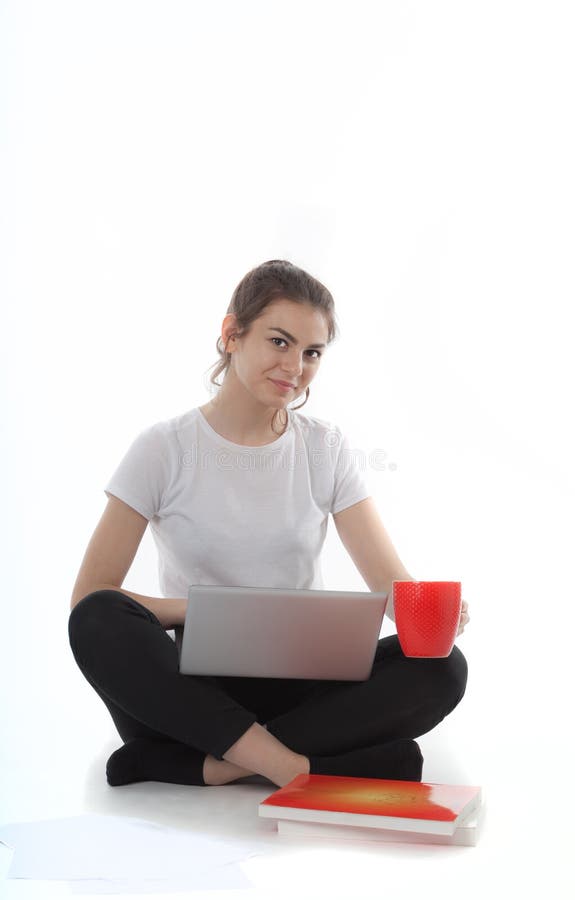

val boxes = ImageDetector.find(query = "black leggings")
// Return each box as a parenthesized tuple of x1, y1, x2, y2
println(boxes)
(68, 590, 468, 766)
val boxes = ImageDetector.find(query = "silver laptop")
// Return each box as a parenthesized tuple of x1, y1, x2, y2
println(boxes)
(178, 584, 389, 680)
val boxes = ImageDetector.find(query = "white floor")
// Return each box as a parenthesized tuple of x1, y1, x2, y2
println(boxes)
(2, 596, 573, 900)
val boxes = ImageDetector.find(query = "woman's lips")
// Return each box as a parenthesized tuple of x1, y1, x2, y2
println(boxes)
(271, 379, 295, 391)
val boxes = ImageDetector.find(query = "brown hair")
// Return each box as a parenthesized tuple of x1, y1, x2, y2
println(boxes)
(204, 259, 339, 435)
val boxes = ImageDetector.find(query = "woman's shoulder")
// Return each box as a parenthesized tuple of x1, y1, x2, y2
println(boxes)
(143, 407, 200, 434)
(126, 409, 200, 456)
(290, 409, 346, 447)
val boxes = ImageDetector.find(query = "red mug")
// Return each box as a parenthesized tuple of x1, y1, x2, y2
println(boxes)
(393, 581, 462, 658)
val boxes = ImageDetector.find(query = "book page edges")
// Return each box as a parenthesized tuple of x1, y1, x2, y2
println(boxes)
(259, 789, 483, 836)
(276, 804, 485, 847)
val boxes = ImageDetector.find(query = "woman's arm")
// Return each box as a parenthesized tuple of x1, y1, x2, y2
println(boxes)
(70, 495, 186, 629)
(333, 498, 471, 634)
(332, 497, 416, 622)
(72, 585, 187, 630)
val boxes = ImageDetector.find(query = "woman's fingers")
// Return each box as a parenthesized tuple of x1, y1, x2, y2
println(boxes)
(457, 599, 470, 635)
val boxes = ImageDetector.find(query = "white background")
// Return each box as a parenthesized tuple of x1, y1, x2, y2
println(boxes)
(1, 1, 573, 897)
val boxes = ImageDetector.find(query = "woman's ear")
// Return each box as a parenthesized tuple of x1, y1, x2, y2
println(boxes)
(221, 313, 239, 348)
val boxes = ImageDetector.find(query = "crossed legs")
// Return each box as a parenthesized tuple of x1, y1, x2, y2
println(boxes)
(69, 590, 468, 787)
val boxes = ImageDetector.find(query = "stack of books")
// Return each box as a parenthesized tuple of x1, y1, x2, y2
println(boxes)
(259, 774, 484, 846)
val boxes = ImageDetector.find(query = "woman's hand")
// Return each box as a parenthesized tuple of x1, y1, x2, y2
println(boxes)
(456, 599, 470, 636)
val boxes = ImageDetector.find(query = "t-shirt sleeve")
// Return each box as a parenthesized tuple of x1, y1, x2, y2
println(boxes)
(103, 425, 168, 521)
(330, 427, 371, 515)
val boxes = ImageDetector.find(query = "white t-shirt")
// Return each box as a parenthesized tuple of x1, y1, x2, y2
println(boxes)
(104, 406, 371, 598)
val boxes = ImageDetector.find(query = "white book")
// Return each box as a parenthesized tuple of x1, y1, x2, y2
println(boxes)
(275, 802, 485, 847)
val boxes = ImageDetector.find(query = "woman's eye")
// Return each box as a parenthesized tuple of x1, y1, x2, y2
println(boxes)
(270, 337, 321, 359)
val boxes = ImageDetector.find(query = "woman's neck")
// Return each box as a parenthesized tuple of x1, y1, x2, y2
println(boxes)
(199, 398, 288, 445)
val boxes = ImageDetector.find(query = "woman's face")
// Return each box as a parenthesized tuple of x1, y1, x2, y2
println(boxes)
(225, 298, 329, 406)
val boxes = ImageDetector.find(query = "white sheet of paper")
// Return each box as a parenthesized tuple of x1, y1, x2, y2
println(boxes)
(67, 867, 253, 894)
(0, 815, 261, 882)
(0, 841, 15, 881)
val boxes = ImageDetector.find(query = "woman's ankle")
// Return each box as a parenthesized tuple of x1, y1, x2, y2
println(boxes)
(202, 754, 256, 785)
(272, 754, 310, 788)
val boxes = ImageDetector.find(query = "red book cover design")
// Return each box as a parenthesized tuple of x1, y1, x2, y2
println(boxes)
(260, 774, 480, 826)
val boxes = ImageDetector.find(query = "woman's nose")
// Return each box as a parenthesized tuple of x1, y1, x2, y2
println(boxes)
(283, 350, 305, 374)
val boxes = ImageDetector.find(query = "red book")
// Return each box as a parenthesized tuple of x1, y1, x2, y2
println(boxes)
(259, 774, 483, 837)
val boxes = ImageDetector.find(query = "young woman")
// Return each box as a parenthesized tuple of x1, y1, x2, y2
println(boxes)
(68, 259, 470, 789)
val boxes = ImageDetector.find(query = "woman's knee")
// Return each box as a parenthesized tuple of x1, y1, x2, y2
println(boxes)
(68, 590, 128, 656)
(437, 644, 468, 708)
